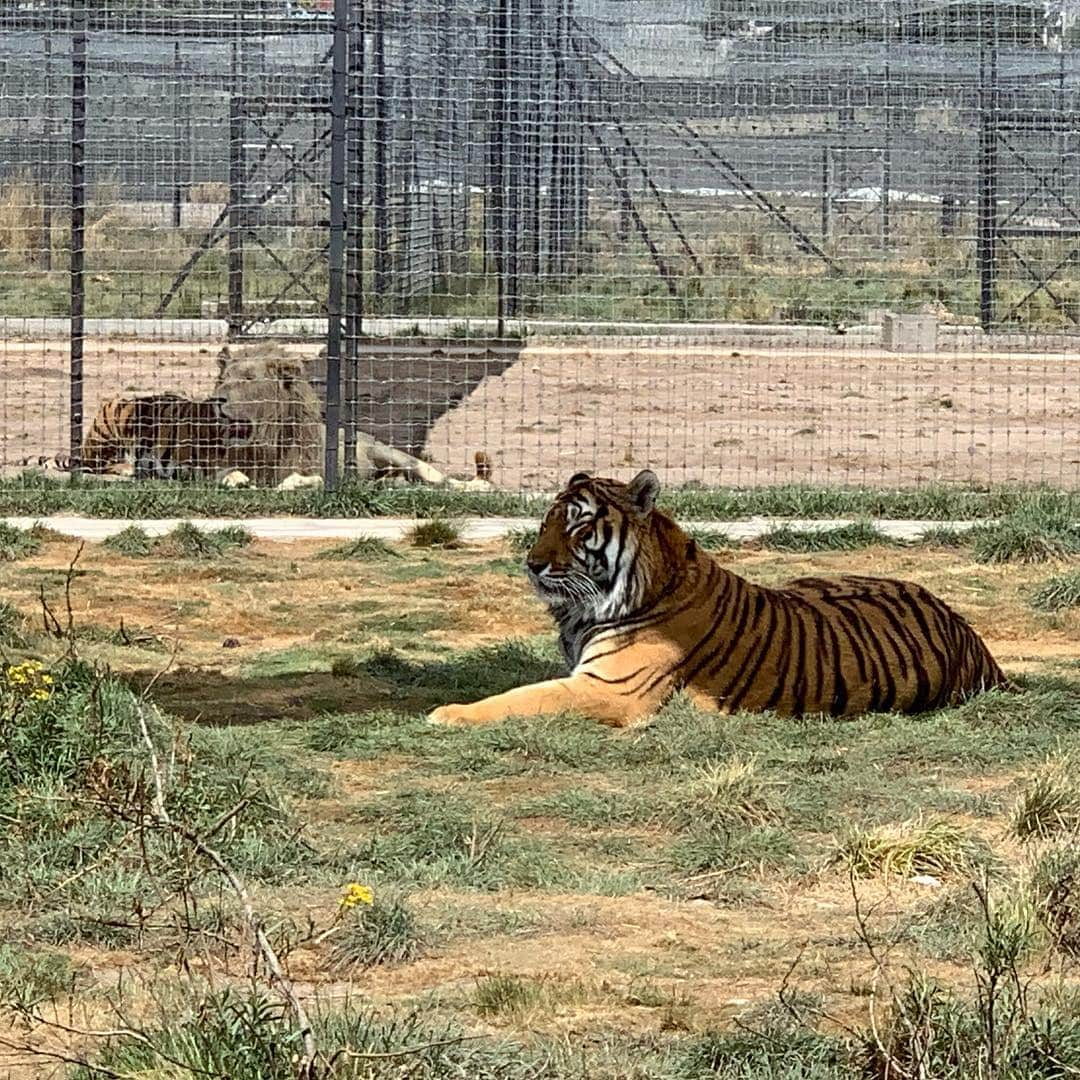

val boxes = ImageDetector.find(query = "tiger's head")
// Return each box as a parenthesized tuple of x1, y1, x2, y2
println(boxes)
(526, 469, 680, 619)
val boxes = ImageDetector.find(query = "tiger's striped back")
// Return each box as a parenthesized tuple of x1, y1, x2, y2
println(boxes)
(527, 471, 1007, 719)
(81, 393, 239, 479)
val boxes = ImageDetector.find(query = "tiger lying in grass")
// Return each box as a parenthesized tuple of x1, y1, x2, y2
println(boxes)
(429, 470, 1007, 728)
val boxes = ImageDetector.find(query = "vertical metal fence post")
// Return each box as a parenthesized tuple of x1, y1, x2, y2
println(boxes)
(227, 41, 245, 340)
(372, 0, 390, 298)
(70, 2, 87, 473)
(820, 147, 831, 242)
(492, 0, 509, 334)
(978, 46, 998, 334)
(881, 64, 892, 248)
(172, 41, 182, 229)
(325, 0, 349, 490)
(42, 30, 54, 271)
(344, 5, 364, 477)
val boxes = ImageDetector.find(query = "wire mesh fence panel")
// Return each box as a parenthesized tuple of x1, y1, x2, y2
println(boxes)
(0, 0, 1078, 496)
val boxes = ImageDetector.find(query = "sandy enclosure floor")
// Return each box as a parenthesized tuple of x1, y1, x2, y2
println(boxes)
(1, 336, 1078, 488)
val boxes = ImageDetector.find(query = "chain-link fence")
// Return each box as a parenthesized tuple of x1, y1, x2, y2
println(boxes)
(1, 0, 1078, 494)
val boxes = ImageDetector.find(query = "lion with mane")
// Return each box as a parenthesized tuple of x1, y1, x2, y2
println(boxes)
(214, 344, 489, 490)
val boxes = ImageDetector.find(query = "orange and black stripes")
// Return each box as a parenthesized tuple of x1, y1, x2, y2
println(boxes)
(428, 470, 1008, 729)
(81, 393, 245, 479)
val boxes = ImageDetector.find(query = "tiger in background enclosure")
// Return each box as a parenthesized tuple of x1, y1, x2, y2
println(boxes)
(77, 392, 253, 480)
(25, 342, 495, 489)
(429, 470, 1008, 728)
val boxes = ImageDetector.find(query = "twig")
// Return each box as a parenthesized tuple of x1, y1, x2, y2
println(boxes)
(176, 823, 319, 1074)
(39, 582, 63, 639)
(62, 543, 84, 656)
(135, 702, 170, 824)
(138, 635, 180, 702)
(0, 1033, 129, 1079)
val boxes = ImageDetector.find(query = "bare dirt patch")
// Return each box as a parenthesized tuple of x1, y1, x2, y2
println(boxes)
(4, 337, 1080, 488)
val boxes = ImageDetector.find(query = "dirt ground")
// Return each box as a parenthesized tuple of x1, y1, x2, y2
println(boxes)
(1, 533, 1080, 1074)
(3, 336, 1079, 488)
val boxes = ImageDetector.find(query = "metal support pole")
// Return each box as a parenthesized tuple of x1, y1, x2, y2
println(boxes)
(491, 0, 509, 334)
(42, 31, 53, 270)
(172, 41, 182, 228)
(227, 42, 245, 339)
(343, 10, 363, 477)
(977, 46, 998, 333)
(70, 4, 87, 472)
(372, 0, 390, 297)
(820, 146, 831, 241)
(881, 64, 891, 248)
(324, 0, 348, 489)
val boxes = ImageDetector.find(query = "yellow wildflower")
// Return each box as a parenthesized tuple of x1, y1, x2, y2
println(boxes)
(340, 883, 374, 910)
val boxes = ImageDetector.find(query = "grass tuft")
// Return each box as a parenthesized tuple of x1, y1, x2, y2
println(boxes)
(1030, 569, 1080, 613)
(759, 521, 893, 553)
(155, 522, 253, 559)
(834, 817, 985, 878)
(472, 974, 544, 1018)
(685, 526, 734, 551)
(0, 521, 41, 561)
(505, 527, 538, 554)
(1031, 843, 1080, 958)
(969, 506, 1080, 564)
(407, 519, 463, 549)
(1012, 757, 1080, 840)
(316, 536, 401, 561)
(669, 824, 796, 876)
(663, 756, 775, 829)
(328, 893, 424, 971)
(919, 525, 971, 549)
(0, 600, 26, 646)
(102, 524, 154, 557)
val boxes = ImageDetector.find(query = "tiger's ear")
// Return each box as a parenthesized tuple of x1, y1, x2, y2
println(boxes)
(566, 471, 591, 488)
(627, 469, 659, 516)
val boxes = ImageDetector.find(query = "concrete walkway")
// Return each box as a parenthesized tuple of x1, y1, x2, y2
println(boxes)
(7, 516, 978, 544)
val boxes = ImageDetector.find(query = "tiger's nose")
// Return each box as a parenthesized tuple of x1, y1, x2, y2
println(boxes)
(526, 558, 548, 576)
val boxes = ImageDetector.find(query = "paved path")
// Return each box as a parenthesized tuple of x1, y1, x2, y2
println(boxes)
(5, 516, 978, 544)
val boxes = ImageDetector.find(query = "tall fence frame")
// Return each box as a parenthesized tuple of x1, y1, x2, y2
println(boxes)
(1, 0, 1079, 491)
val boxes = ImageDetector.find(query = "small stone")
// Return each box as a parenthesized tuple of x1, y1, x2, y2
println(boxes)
(911, 874, 942, 888)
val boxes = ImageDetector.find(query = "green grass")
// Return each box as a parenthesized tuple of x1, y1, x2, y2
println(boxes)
(1031, 843, 1080, 958)
(0, 521, 41, 561)
(686, 526, 735, 551)
(407, 518, 463, 549)
(315, 536, 401, 561)
(1011, 757, 1080, 839)
(833, 817, 987, 879)
(0, 944, 81, 1009)
(102, 524, 155, 556)
(969, 505, 1080, 564)
(0, 600, 26, 646)
(919, 525, 972, 548)
(759, 521, 894, 553)
(1030, 568, 1080, 612)
(102, 522, 254, 559)
(669, 824, 798, 876)
(3, 475, 1080, 521)
(328, 892, 424, 970)
(472, 974, 545, 1018)
(506, 526, 538, 553)
(347, 787, 568, 890)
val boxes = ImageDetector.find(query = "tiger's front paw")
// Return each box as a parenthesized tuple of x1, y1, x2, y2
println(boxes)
(428, 703, 479, 727)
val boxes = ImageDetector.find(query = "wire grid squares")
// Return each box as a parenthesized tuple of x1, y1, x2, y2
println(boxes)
(0, 0, 1077, 492)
